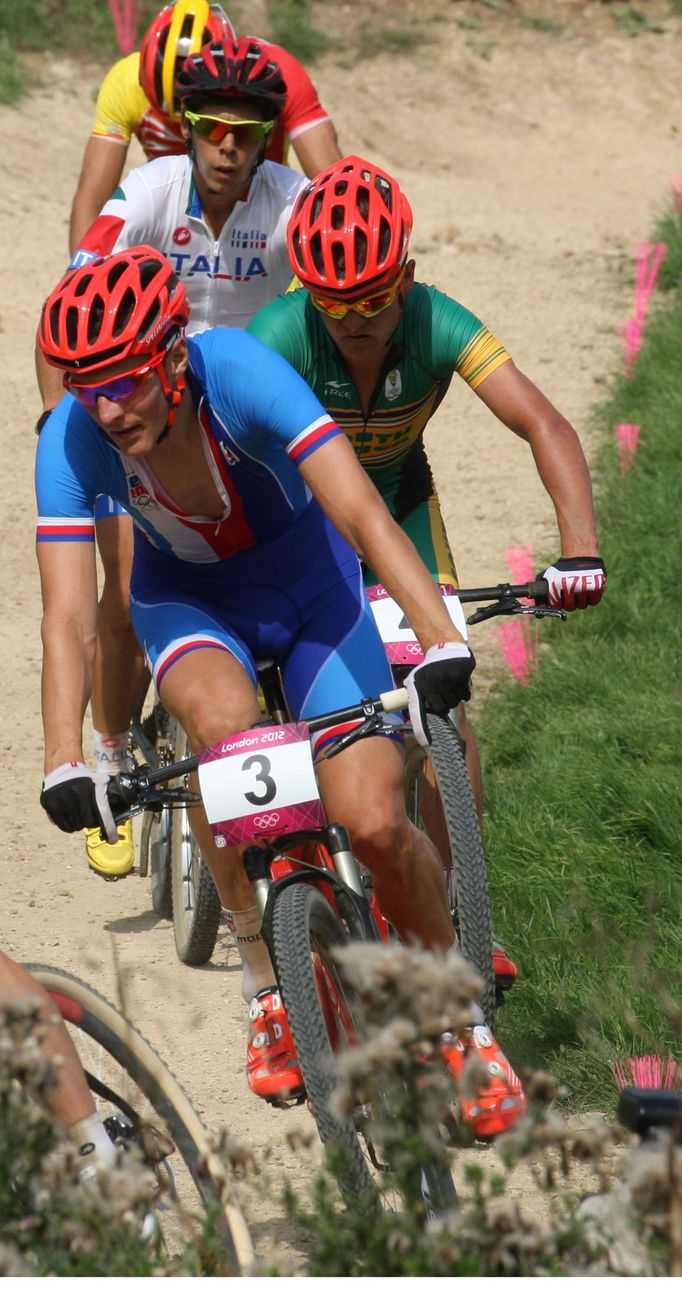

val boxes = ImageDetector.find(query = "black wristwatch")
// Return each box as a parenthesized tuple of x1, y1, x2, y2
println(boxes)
(35, 408, 54, 437)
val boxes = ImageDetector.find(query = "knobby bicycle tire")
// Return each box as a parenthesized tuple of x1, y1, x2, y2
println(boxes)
(149, 804, 173, 920)
(271, 883, 377, 1208)
(136, 700, 174, 920)
(24, 963, 253, 1276)
(403, 712, 496, 1028)
(170, 723, 221, 966)
(270, 883, 457, 1218)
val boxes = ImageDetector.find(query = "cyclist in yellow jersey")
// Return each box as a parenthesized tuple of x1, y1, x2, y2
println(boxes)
(69, 0, 341, 251)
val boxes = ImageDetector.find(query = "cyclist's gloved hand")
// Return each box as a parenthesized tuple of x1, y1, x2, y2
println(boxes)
(40, 762, 118, 841)
(405, 642, 476, 747)
(539, 557, 607, 611)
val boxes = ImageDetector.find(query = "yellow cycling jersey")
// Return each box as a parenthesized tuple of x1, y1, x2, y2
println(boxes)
(91, 53, 186, 157)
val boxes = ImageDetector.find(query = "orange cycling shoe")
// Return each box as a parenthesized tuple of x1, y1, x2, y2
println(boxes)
(246, 988, 305, 1106)
(493, 940, 518, 995)
(440, 1024, 527, 1140)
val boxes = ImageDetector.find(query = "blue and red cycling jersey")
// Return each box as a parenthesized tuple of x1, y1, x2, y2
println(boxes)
(35, 328, 397, 736)
(36, 329, 340, 559)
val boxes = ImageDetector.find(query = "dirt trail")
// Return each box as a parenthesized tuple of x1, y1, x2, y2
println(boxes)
(1, 3, 680, 1267)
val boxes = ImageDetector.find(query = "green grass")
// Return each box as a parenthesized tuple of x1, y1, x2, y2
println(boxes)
(265, 0, 327, 62)
(477, 215, 682, 1111)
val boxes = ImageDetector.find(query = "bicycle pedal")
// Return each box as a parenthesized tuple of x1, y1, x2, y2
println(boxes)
(266, 1089, 306, 1110)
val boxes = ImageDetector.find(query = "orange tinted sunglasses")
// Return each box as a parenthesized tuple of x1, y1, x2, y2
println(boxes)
(310, 267, 406, 320)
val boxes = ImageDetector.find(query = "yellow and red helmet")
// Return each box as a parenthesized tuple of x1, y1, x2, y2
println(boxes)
(139, 1, 235, 121)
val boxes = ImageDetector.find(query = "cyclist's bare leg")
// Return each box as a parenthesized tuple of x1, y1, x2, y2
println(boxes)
(92, 515, 148, 737)
(0, 951, 95, 1125)
(158, 649, 277, 999)
(316, 736, 456, 952)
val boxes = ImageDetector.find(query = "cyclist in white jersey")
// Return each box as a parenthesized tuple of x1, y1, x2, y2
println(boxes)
(34, 38, 308, 879)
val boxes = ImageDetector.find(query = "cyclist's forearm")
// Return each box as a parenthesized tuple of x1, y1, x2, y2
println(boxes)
(526, 420, 601, 556)
(40, 617, 96, 772)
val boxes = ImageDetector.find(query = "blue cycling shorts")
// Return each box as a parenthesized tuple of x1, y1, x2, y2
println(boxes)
(129, 501, 400, 754)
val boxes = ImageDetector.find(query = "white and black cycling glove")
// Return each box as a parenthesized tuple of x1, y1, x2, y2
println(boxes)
(40, 762, 118, 842)
(404, 642, 476, 747)
(540, 557, 606, 611)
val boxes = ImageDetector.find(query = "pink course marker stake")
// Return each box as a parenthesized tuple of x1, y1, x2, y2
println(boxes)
(495, 619, 531, 686)
(614, 423, 641, 475)
(673, 176, 682, 213)
(634, 242, 666, 322)
(505, 545, 535, 587)
(620, 243, 666, 376)
(108, 0, 142, 54)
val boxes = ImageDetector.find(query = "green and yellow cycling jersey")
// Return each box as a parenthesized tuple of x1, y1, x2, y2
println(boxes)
(247, 283, 509, 526)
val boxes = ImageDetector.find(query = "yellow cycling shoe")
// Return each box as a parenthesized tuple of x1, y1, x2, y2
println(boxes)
(85, 820, 135, 879)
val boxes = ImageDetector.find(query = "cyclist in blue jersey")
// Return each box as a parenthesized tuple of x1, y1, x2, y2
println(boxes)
(34, 245, 526, 1134)
(35, 36, 314, 881)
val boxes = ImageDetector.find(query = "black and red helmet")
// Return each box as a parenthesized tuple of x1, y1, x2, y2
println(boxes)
(175, 36, 287, 116)
(39, 246, 189, 375)
(288, 155, 414, 298)
(139, 1, 235, 121)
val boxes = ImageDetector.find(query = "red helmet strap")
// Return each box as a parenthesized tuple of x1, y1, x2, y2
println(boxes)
(154, 351, 186, 442)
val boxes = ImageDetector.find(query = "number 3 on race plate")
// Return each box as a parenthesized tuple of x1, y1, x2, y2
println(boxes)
(366, 583, 468, 665)
(198, 723, 326, 847)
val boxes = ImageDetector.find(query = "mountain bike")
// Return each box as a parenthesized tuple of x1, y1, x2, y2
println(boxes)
(367, 577, 563, 1027)
(108, 686, 463, 1215)
(23, 962, 254, 1274)
(151, 579, 561, 1004)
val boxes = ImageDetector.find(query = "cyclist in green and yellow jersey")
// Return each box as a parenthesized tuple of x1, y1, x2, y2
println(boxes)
(247, 154, 606, 821)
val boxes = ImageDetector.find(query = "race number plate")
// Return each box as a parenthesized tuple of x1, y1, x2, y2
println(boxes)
(198, 722, 326, 848)
(366, 583, 468, 665)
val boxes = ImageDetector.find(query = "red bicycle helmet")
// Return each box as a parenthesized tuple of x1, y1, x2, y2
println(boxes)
(288, 156, 414, 298)
(139, 1, 235, 121)
(175, 36, 287, 115)
(39, 246, 189, 375)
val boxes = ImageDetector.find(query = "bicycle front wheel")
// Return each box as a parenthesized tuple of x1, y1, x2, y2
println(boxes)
(403, 712, 496, 1027)
(169, 723, 222, 966)
(24, 964, 253, 1275)
(271, 883, 377, 1208)
(270, 883, 457, 1217)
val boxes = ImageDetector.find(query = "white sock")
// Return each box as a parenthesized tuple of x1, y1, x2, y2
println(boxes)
(68, 1113, 117, 1175)
(446, 942, 485, 1027)
(222, 905, 276, 1003)
(92, 728, 130, 777)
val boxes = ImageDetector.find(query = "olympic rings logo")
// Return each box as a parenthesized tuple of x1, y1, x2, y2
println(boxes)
(253, 812, 282, 829)
(406, 643, 423, 655)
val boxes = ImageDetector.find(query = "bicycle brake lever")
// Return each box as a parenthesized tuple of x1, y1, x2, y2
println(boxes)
(530, 605, 567, 621)
(467, 598, 523, 625)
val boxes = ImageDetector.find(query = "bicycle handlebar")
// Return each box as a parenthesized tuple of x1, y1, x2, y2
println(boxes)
(457, 579, 549, 604)
(108, 579, 556, 818)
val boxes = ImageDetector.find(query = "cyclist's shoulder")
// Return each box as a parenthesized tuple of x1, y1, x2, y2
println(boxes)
(36, 398, 116, 489)
(257, 159, 309, 203)
(190, 325, 318, 412)
(95, 51, 146, 121)
(189, 324, 279, 374)
(248, 287, 309, 335)
(403, 282, 484, 352)
(243, 35, 312, 83)
(118, 151, 190, 196)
